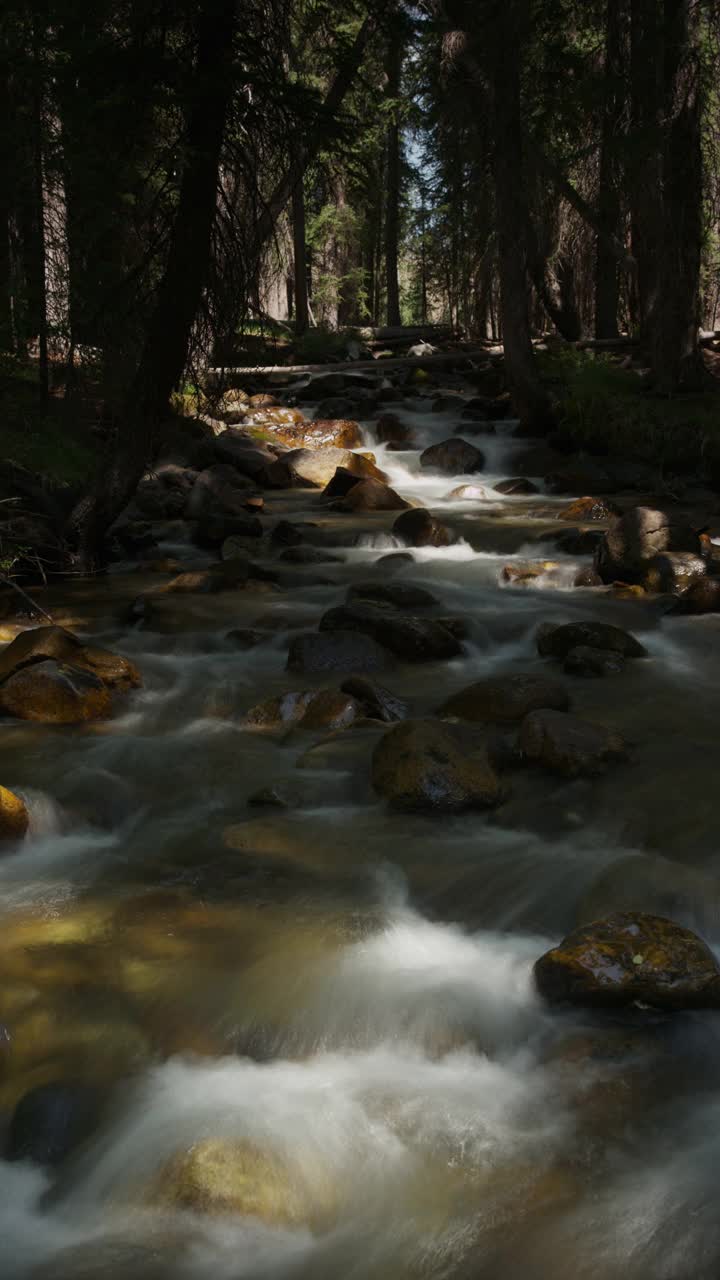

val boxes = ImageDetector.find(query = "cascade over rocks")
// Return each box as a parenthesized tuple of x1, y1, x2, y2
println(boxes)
(393, 508, 453, 547)
(595, 507, 703, 584)
(319, 601, 462, 662)
(420, 438, 485, 474)
(440, 673, 570, 723)
(534, 913, 720, 1010)
(519, 709, 627, 777)
(371, 718, 502, 812)
(536, 620, 647, 660)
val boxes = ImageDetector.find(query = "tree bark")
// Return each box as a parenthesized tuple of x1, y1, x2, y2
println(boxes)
(651, 0, 706, 391)
(31, 18, 48, 401)
(67, 0, 237, 569)
(384, 11, 402, 327)
(292, 172, 309, 335)
(630, 0, 662, 344)
(595, 0, 626, 339)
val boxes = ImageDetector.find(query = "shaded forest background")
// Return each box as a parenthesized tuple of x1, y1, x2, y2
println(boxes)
(1, 0, 720, 569)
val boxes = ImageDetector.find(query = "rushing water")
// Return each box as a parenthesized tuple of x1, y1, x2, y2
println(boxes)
(2, 391, 720, 1278)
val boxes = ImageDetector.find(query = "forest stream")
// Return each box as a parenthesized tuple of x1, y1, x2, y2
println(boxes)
(2, 389, 720, 1280)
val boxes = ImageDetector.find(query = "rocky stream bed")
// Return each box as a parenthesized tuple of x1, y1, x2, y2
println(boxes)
(1, 362, 720, 1278)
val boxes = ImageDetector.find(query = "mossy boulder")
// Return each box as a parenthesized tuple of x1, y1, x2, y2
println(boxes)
(0, 661, 113, 724)
(534, 912, 720, 1010)
(320, 601, 462, 663)
(0, 625, 141, 691)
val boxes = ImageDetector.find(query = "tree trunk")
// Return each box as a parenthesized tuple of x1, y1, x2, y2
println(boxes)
(630, 0, 662, 345)
(68, 0, 237, 570)
(384, 13, 402, 327)
(595, 0, 626, 339)
(525, 220, 583, 340)
(31, 18, 48, 401)
(292, 173, 309, 335)
(487, 1, 553, 427)
(651, 0, 705, 391)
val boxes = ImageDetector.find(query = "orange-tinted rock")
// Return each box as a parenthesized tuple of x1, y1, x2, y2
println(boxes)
(558, 496, 617, 522)
(392, 509, 452, 547)
(0, 786, 29, 842)
(534, 913, 720, 1010)
(375, 414, 414, 445)
(0, 660, 113, 724)
(341, 479, 410, 511)
(0, 626, 141, 691)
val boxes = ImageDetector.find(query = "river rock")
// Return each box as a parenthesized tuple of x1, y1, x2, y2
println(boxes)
(594, 507, 702, 584)
(323, 467, 364, 498)
(494, 478, 539, 496)
(558, 496, 617, 522)
(420, 439, 485, 474)
(536, 620, 647, 660)
(319, 601, 462, 662)
(672, 576, 720, 613)
(244, 690, 315, 728)
(347, 582, 438, 609)
(573, 567, 603, 588)
(340, 676, 407, 723)
(563, 645, 625, 676)
(135, 464, 196, 520)
(279, 448, 379, 489)
(0, 785, 29, 843)
(519, 709, 627, 777)
(393, 508, 453, 547)
(298, 689, 360, 731)
(155, 558, 252, 594)
(279, 418, 364, 450)
(534, 913, 720, 1010)
(287, 630, 390, 675)
(152, 1137, 332, 1226)
(185, 463, 253, 520)
(554, 528, 604, 555)
(371, 718, 502, 812)
(0, 626, 141, 691)
(0, 660, 113, 724)
(440, 673, 570, 723)
(213, 432, 278, 480)
(641, 552, 707, 594)
(341, 478, 410, 512)
(6, 1081, 101, 1166)
(445, 484, 492, 501)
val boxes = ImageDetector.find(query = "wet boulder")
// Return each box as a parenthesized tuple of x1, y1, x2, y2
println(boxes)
(340, 478, 410, 512)
(320, 601, 462, 663)
(420, 438, 485, 475)
(0, 660, 113, 724)
(244, 689, 314, 728)
(287, 630, 391, 675)
(440, 673, 570, 723)
(671, 576, 720, 614)
(297, 689, 360, 731)
(135, 464, 197, 520)
(0, 785, 29, 843)
(347, 581, 438, 610)
(502, 561, 560, 586)
(371, 718, 502, 812)
(375, 413, 415, 445)
(153, 558, 252, 594)
(536, 620, 647, 660)
(445, 484, 492, 501)
(594, 506, 702, 584)
(322, 467, 364, 499)
(573, 568, 603, 588)
(213, 432, 279, 481)
(494, 478, 539, 496)
(185, 463, 253, 520)
(534, 913, 720, 1010)
(392, 508, 453, 547)
(640, 552, 707, 595)
(279, 447, 380, 489)
(340, 676, 408, 723)
(278, 418, 364, 450)
(554, 528, 604, 556)
(152, 1137, 334, 1227)
(0, 625, 141, 691)
(563, 645, 626, 677)
(558, 496, 618, 522)
(519, 709, 627, 777)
